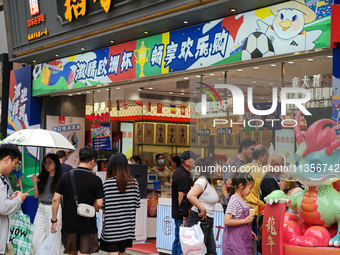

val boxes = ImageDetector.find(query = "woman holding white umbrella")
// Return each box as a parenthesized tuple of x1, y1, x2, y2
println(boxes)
(31, 153, 62, 254)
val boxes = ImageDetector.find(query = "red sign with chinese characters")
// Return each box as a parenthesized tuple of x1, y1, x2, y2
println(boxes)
(262, 202, 285, 255)
(27, 14, 45, 27)
(59, 116, 65, 124)
(29, 0, 40, 16)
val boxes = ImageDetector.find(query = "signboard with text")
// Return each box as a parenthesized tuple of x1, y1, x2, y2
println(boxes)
(91, 123, 112, 150)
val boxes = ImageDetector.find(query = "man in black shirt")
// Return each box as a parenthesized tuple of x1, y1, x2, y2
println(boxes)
(51, 147, 104, 255)
(171, 150, 200, 255)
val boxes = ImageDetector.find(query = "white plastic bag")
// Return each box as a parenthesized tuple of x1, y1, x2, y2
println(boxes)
(179, 222, 207, 255)
(36, 233, 60, 255)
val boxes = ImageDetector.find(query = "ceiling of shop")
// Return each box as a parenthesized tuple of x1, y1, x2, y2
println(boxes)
(82, 49, 333, 104)
(16, 0, 288, 64)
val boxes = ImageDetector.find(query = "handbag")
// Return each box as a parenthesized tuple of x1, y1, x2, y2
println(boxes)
(178, 178, 208, 217)
(179, 221, 207, 255)
(8, 209, 34, 255)
(4, 243, 14, 255)
(70, 170, 96, 218)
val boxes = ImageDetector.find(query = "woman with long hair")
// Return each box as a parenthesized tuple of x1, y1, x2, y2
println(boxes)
(186, 157, 219, 255)
(100, 153, 140, 255)
(31, 153, 62, 253)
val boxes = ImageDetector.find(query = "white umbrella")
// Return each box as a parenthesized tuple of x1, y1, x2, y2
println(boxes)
(2, 129, 76, 174)
(2, 129, 75, 150)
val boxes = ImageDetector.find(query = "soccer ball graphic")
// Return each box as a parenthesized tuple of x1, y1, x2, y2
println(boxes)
(242, 32, 275, 60)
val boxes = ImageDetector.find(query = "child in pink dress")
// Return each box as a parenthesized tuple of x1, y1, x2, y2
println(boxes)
(222, 172, 256, 255)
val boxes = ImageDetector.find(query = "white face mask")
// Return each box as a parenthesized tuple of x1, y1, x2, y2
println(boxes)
(158, 159, 164, 165)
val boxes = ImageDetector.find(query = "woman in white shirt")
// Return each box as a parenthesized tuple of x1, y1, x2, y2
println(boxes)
(187, 157, 219, 255)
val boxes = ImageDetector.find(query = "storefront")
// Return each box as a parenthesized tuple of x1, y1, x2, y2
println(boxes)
(3, 0, 340, 254)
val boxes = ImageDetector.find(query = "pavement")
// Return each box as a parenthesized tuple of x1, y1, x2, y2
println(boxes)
(60, 248, 158, 255)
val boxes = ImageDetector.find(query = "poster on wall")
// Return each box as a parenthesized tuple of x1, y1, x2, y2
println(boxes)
(167, 124, 177, 145)
(156, 124, 166, 145)
(274, 129, 295, 165)
(91, 123, 112, 150)
(136, 122, 143, 144)
(144, 123, 154, 144)
(32, 0, 332, 96)
(121, 122, 133, 159)
(46, 116, 85, 168)
(177, 125, 188, 145)
(189, 125, 198, 146)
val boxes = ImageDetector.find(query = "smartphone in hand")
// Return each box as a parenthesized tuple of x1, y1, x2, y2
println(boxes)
(24, 187, 35, 193)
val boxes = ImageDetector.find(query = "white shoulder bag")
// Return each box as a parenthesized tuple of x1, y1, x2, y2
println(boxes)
(70, 170, 96, 218)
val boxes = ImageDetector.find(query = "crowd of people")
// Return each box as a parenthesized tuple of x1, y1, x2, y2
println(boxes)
(0, 138, 291, 255)
(171, 140, 289, 255)
(0, 145, 140, 255)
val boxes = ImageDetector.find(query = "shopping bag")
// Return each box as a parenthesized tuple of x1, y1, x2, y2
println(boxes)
(8, 209, 34, 255)
(179, 222, 207, 255)
(36, 233, 60, 255)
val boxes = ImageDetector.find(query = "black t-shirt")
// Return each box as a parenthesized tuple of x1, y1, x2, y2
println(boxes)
(259, 173, 280, 202)
(61, 163, 73, 174)
(171, 165, 193, 220)
(55, 167, 104, 233)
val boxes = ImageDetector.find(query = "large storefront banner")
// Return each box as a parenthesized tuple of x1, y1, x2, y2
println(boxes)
(7, 66, 41, 193)
(32, 0, 332, 96)
(46, 116, 85, 167)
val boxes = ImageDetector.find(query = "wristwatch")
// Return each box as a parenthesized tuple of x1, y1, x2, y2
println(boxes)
(51, 218, 57, 223)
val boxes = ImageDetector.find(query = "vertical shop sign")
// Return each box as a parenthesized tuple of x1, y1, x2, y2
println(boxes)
(46, 116, 85, 167)
(91, 123, 112, 150)
(29, 0, 40, 16)
(120, 122, 133, 159)
(274, 129, 295, 165)
(262, 203, 285, 255)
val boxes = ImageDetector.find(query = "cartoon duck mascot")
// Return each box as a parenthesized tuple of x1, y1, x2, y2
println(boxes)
(242, 0, 322, 60)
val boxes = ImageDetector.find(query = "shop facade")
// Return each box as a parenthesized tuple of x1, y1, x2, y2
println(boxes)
(3, 0, 340, 254)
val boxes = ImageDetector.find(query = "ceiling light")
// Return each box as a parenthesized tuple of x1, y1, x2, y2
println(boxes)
(77, 93, 81, 95)
(32, 60, 36, 63)
(237, 69, 243, 72)
(307, 58, 313, 61)
(169, 92, 173, 94)
(55, 54, 59, 57)
(210, 73, 214, 76)
(144, 31, 149, 34)
(106, 88, 110, 91)
(219, 93, 224, 96)
(253, 67, 260, 70)
(116, 87, 120, 90)
(81, 47, 85, 51)
(184, 21, 189, 24)
(137, 89, 142, 91)
(97, 90, 101, 92)
(252, 81, 256, 84)
(327, 55, 333, 58)
(260, 97, 264, 99)
(268, 83, 273, 85)
(184, 77, 189, 80)
(181, 93, 185, 95)
(86, 91, 91, 93)
(68, 94, 73, 96)
(181, 90, 185, 92)
(193, 91, 197, 94)
(230, 8, 237, 12)
(110, 40, 115, 43)
(149, 87, 153, 90)
(288, 61, 294, 64)
(196, 75, 201, 78)
(270, 64, 276, 67)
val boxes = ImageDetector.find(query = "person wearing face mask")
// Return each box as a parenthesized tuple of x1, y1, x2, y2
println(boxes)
(150, 153, 171, 185)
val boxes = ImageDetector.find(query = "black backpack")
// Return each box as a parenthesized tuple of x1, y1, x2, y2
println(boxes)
(178, 180, 208, 217)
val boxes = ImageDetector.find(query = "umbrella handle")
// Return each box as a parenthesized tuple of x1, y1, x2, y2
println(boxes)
(35, 147, 39, 174)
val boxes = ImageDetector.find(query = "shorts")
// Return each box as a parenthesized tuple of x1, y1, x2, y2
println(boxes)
(62, 232, 99, 254)
(100, 239, 133, 253)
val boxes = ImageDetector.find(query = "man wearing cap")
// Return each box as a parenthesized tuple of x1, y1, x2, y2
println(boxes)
(171, 150, 200, 255)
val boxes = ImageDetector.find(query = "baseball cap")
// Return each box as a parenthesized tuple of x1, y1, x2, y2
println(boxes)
(180, 150, 201, 162)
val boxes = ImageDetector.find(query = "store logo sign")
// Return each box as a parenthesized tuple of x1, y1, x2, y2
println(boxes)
(201, 84, 311, 116)
(29, 0, 40, 16)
